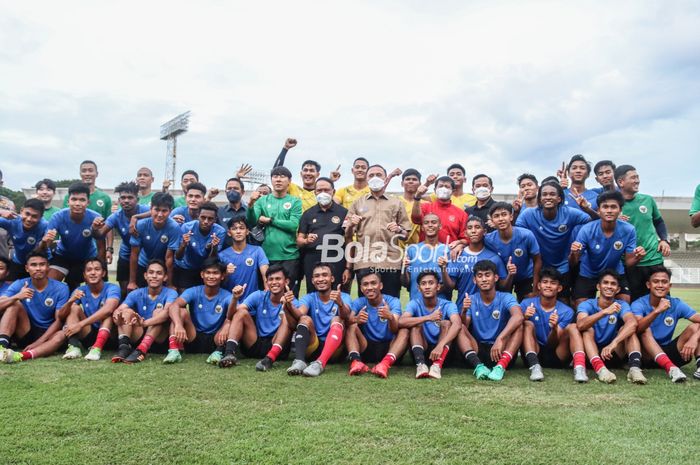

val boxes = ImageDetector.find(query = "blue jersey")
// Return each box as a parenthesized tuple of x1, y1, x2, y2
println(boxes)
(105, 205, 150, 260)
(170, 206, 195, 223)
(515, 206, 590, 273)
(2, 278, 69, 329)
(243, 290, 299, 338)
(630, 295, 697, 345)
(175, 221, 227, 271)
(0, 281, 9, 295)
(576, 298, 631, 346)
(351, 295, 402, 342)
(448, 248, 507, 307)
(484, 227, 540, 281)
(520, 296, 574, 346)
(219, 245, 269, 301)
(123, 286, 178, 319)
(405, 297, 458, 345)
(563, 188, 599, 212)
(179, 286, 231, 334)
(48, 208, 101, 261)
(131, 218, 181, 267)
(405, 242, 449, 300)
(75, 282, 121, 329)
(466, 292, 519, 344)
(299, 291, 352, 340)
(575, 220, 636, 278)
(0, 217, 48, 265)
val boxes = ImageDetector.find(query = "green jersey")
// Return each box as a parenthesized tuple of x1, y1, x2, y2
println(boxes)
(42, 205, 61, 220)
(247, 194, 302, 261)
(63, 188, 112, 218)
(622, 193, 663, 266)
(174, 196, 187, 208)
(690, 184, 700, 216)
(139, 192, 155, 206)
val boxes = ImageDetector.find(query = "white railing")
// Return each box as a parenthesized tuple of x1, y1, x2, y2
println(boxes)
(668, 267, 700, 284)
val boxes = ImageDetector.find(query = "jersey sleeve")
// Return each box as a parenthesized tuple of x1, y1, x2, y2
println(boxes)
(75, 285, 89, 305)
(105, 212, 119, 229)
(572, 208, 591, 227)
(405, 300, 419, 316)
(514, 208, 531, 228)
(54, 284, 69, 309)
(298, 293, 314, 311)
(388, 296, 402, 316)
(502, 293, 520, 313)
(255, 247, 270, 267)
(130, 222, 144, 247)
(164, 288, 179, 304)
(650, 197, 662, 222)
(179, 287, 196, 306)
(242, 291, 261, 316)
(557, 304, 575, 328)
(577, 299, 593, 315)
(105, 284, 122, 302)
(619, 300, 632, 317)
(123, 290, 139, 309)
(443, 301, 459, 319)
(629, 299, 647, 317)
(167, 224, 182, 251)
(3, 279, 22, 297)
(495, 257, 508, 280)
(298, 210, 311, 234)
(525, 230, 540, 255)
(341, 293, 353, 308)
(673, 298, 697, 320)
(690, 184, 700, 215)
(0, 217, 11, 231)
(623, 225, 637, 253)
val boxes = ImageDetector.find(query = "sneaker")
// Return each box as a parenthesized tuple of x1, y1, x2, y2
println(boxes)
(669, 366, 687, 383)
(163, 349, 182, 364)
(694, 366, 700, 381)
(206, 350, 223, 365)
(124, 349, 145, 364)
(627, 367, 647, 385)
(218, 353, 239, 368)
(415, 363, 430, 379)
(348, 359, 369, 376)
(62, 344, 82, 360)
(371, 362, 389, 379)
(428, 364, 442, 379)
(111, 343, 131, 363)
(0, 348, 20, 364)
(84, 347, 102, 361)
(256, 356, 273, 372)
(487, 365, 506, 381)
(596, 367, 617, 384)
(302, 360, 324, 377)
(573, 366, 589, 383)
(287, 359, 307, 376)
(473, 363, 491, 380)
(529, 364, 544, 382)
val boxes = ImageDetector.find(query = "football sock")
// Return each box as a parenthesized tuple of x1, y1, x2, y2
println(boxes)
(0, 334, 10, 348)
(525, 351, 540, 368)
(93, 328, 110, 350)
(696, 358, 700, 369)
(573, 351, 586, 368)
(590, 356, 606, 373)
(168, 336, 180, 351)
(20, 350, 34, 361)
(348, 351, 361, 362)
(317, 322, 343, 367)
(294, 325, 311, 362)
(380, 353, 397, 367)
(266, 343, 282, 363)
(628, 351, 642, 369)
(433, 345, 450, 368)
(412, 345, 426, 365)
(224, 339, 239, 356)
(67, 336, 81, 348)
(496, 351, 513, 370)
(215, 345, 224, 353)
(654, 353, 675, 374)
(118, 334, 131, 347)
(136, 335, 154, 354)
(464, 350, 482, 368)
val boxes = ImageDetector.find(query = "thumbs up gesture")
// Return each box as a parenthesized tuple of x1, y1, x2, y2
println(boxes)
(16, 281, 34, 300)
(357, 306, 369, 324)
(462, 295, 472, 313)
(232, 283, 247, 299)
(548, 309, 559, 328)
(377, 300, 392, 320)
(330, 284, 343, 305)
(506, 256, 517, 276)
(282, 285, 295, 307)
(524, 302, 536, 319)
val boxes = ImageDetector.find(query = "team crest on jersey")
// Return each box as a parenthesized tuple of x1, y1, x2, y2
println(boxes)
(245, 257, 254, 266)
(215, 305, 223, 314)
(156, 303, 163, 309)
(608, 315, 617, 325)
(331, 216, 341, 224)
(44, 297, 54, 307)
(283, 202, 292, 210)
(613, 241, 623, 250)
(331, 305, 338, 316)
(491, 310, 500, 320)
(557, 224, 568, 233)
(160, 235, 168, 243)
(639, 205, 648, 214)
(27, 236, 36, 245)
(96, 199, 105, 207)
(82, 229, 91, 237)
(663, 316, 674, 327)
(448, 215, 455, 222)
(514, 248, 523, 257)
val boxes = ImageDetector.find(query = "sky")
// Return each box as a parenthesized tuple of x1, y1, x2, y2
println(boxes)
(1, 0, 699, 196)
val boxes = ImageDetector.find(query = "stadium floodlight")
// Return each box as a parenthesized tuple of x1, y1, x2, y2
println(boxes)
(160, 111, 191, 185)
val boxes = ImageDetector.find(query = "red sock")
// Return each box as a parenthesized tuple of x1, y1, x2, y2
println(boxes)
(496, 351, 513, 370)
(655, 353, 676, 374)
(93, 328, 110, 350)
(266, 343, 282, 363)
(168, 336, 179, 351)
(380, 353, 397, 367)
(317, 323, 344, 367)
(20, 350, 34, 361)
(177, 341, 185, 351)
(590, 355, 606, 373)
(137, 335, 155, 354)
(573, 351, 586, 368)
(433, 346, 450, 368)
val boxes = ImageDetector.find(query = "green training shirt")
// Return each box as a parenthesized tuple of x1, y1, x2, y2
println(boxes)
(622, 193, 663, 266)
(63, 188, 112, 218)
(247, 193, 302, 261)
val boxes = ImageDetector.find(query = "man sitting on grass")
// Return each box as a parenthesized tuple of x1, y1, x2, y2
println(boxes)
(632, 266, 700, 382)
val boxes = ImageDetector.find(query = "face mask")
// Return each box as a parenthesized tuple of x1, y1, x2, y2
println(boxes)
(368, 177, 385, 192)
(474, 186, 491, 200)
(316, 192, 333, 207)
(226, 190, 242, 203)
(435, 187, 452, 200)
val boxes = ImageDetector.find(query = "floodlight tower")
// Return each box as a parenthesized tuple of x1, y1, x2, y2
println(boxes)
(160, 111, 191, 186)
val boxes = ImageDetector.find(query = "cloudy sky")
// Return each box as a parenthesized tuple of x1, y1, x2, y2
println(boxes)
(1, 1, 699, 196)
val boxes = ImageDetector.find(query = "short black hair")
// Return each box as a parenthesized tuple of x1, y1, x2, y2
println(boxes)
(357, 268, 381, 283)
(115, 181, 139, 196)
(265, 264, 289, 279)
(315, 177, 335, 190)
(597, 269, 621, 285)
(22, 198, 45, 216)
(537, 181, 564, 205)
(417, 269, 440, 283)
(473, 260, 498, 274)
(181, 170, 199, 181)
(539, 267, 562, 283)
(368, 164, 387, 176)
(467, 216, 486, 227)
(68, 182, 90, 199)
(226, 177, 245, 192)
(489, 201, 513, 217)
(146, 258, 167, 272)
(312, 262, 334, 275)
(567, 154, 591, 175)
(270, 166, 292, 179)
(201, 257, 225, 273)
(447, 163, 465, 175)
(0, 255, 11, 269)
(26, 250, 49, 262)
(517, 173, 538, 186)
(80, 160, 97, 169)
(353, 157, 369, 167)
(199, 201, 218, 216)
(227, 216, 248, 229)
(472, 174, 493, 188)
(594, 160, 616, 175)
(35, 178, 56, 192)
(151, 192, 174, 210)
(185, 182, 207, 195)
(541, 176, 559, 185)
(596, 190, 624, 208)
(83, 257, 106, 273)
(402, 168, 422, 181)
(435, 176, 455, 189)
(647, 265, 672, 280)
(614, 165, 636, 184)
(302, 160, 321, 172)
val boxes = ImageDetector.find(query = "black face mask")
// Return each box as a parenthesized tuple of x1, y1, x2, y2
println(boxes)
(226, 190, 242, 203)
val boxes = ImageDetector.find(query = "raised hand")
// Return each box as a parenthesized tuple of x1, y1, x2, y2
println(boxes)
(42, 229, 57, 246)
(15, 282, 34, 300)
(172, 214, 186, 224)
(424, 174, 438, 187)
(656, 298, 671, 313)
(548, 309, 559, 328)
(282, 285, 295, 307)
(633, 246, 646, 260)
(357, 306, 369, 324)
(236, 163, 253, 180)
(429, 305, 443, 322)
(330, 165, 342, 182)
(91, 216, 105, 231)
(283, 138, 297, 150)
(209, 234, 221, 248)
(330, 284, 343, 305)
(603, 302, 621, 316)
(306, 233, 318, 244)
(570, 242, 583, 254)
(377, 300, 392, 321)
(226, 263, 236, 275)
(207, 187, 220, 200)
(232, 283, 247, 299)
(506, 256, 517, 276)
(524, 302, 536, 319)
(415, 184, 429, 198)
(182, 231, 193, 246)
(70, 288, 85, 303)
(462, 295, 472, 313)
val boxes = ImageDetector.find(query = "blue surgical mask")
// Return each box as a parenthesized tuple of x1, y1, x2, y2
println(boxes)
(226, 190, 242, 203)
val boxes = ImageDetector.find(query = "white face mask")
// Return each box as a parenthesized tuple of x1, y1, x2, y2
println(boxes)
(436, 187, 452, 200)
(316, 192, 333, 207)
(474, 186, 491, 200)
(368, 176, 386, 192)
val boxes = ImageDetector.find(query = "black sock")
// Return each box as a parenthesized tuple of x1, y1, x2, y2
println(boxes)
(348, 351, 361, 362)
(215, 345, 224, 352)
(464, 350, 482, 368)
(525, 351, 540, 368)
(412, 345, 425, 365)
(0, 334, 9, 348)
(696, 357, 700, 369)
(118, 335, 131, 348)
(225, 339, 239, 356)
(628, 351, 642, 369)
(294, 325, 310, 362)
(67, 336, 81, 348)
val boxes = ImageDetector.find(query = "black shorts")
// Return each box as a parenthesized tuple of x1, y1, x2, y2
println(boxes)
(8, 261, 29, 281)
(574, 275, 631, 300)
(136, 265, 148, 288)
(513, 278, 533, 302)
(116, 257, 130, 282)
(595, 342, 625, 368)
(15, 325, 48, 349)
(537, 344, 571, 369)
(80, 326, 117, 350)
(477, 342, 519, 369)
(50, 255, 85, 290)
(173, 265, 203, 289)
(241, 336, 291, 360)
(625, 265, 656, 301)
(660, 337, 688, 368)
(361, 340, 391, 364)
(556, 272, 572, 301)
(185, 332, 218, 354)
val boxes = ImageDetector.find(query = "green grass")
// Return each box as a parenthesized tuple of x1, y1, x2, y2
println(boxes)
(1, 289, 699, 465)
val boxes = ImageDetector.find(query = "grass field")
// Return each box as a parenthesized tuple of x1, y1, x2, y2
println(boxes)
(1, 289, 699, 465)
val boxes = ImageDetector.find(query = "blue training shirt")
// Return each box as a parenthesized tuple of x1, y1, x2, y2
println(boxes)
(123, 286, 178, 319)
(630, 295, 697, 346)
(179, 285, 232, 334)
(563, 188, 599, 212)
(243, 290, 299, 338)
(0, 217, 48, 265)
(351, 295, 402, 342)
(466, 291, 520, 344)
(576, 298, 631, 346)
(131, 217, 182, 267)
(575, 219, 636, 278)
(2, 278, 69, 329)
(448, 248, 507, 307)
(105, 205, 150, 261)
(75, 282, 121, 329)
(484, 227, 540, 281)
(520, 296, 574, 346)
(170, 206, 196, 223)
(48, 208, 101, 261)
(405, 297, 458, 345)
(219, 245, 269, 301)
(299, 291, 352, 340)
(175, 220, 227, 271)
(405, 242, 449, 301)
